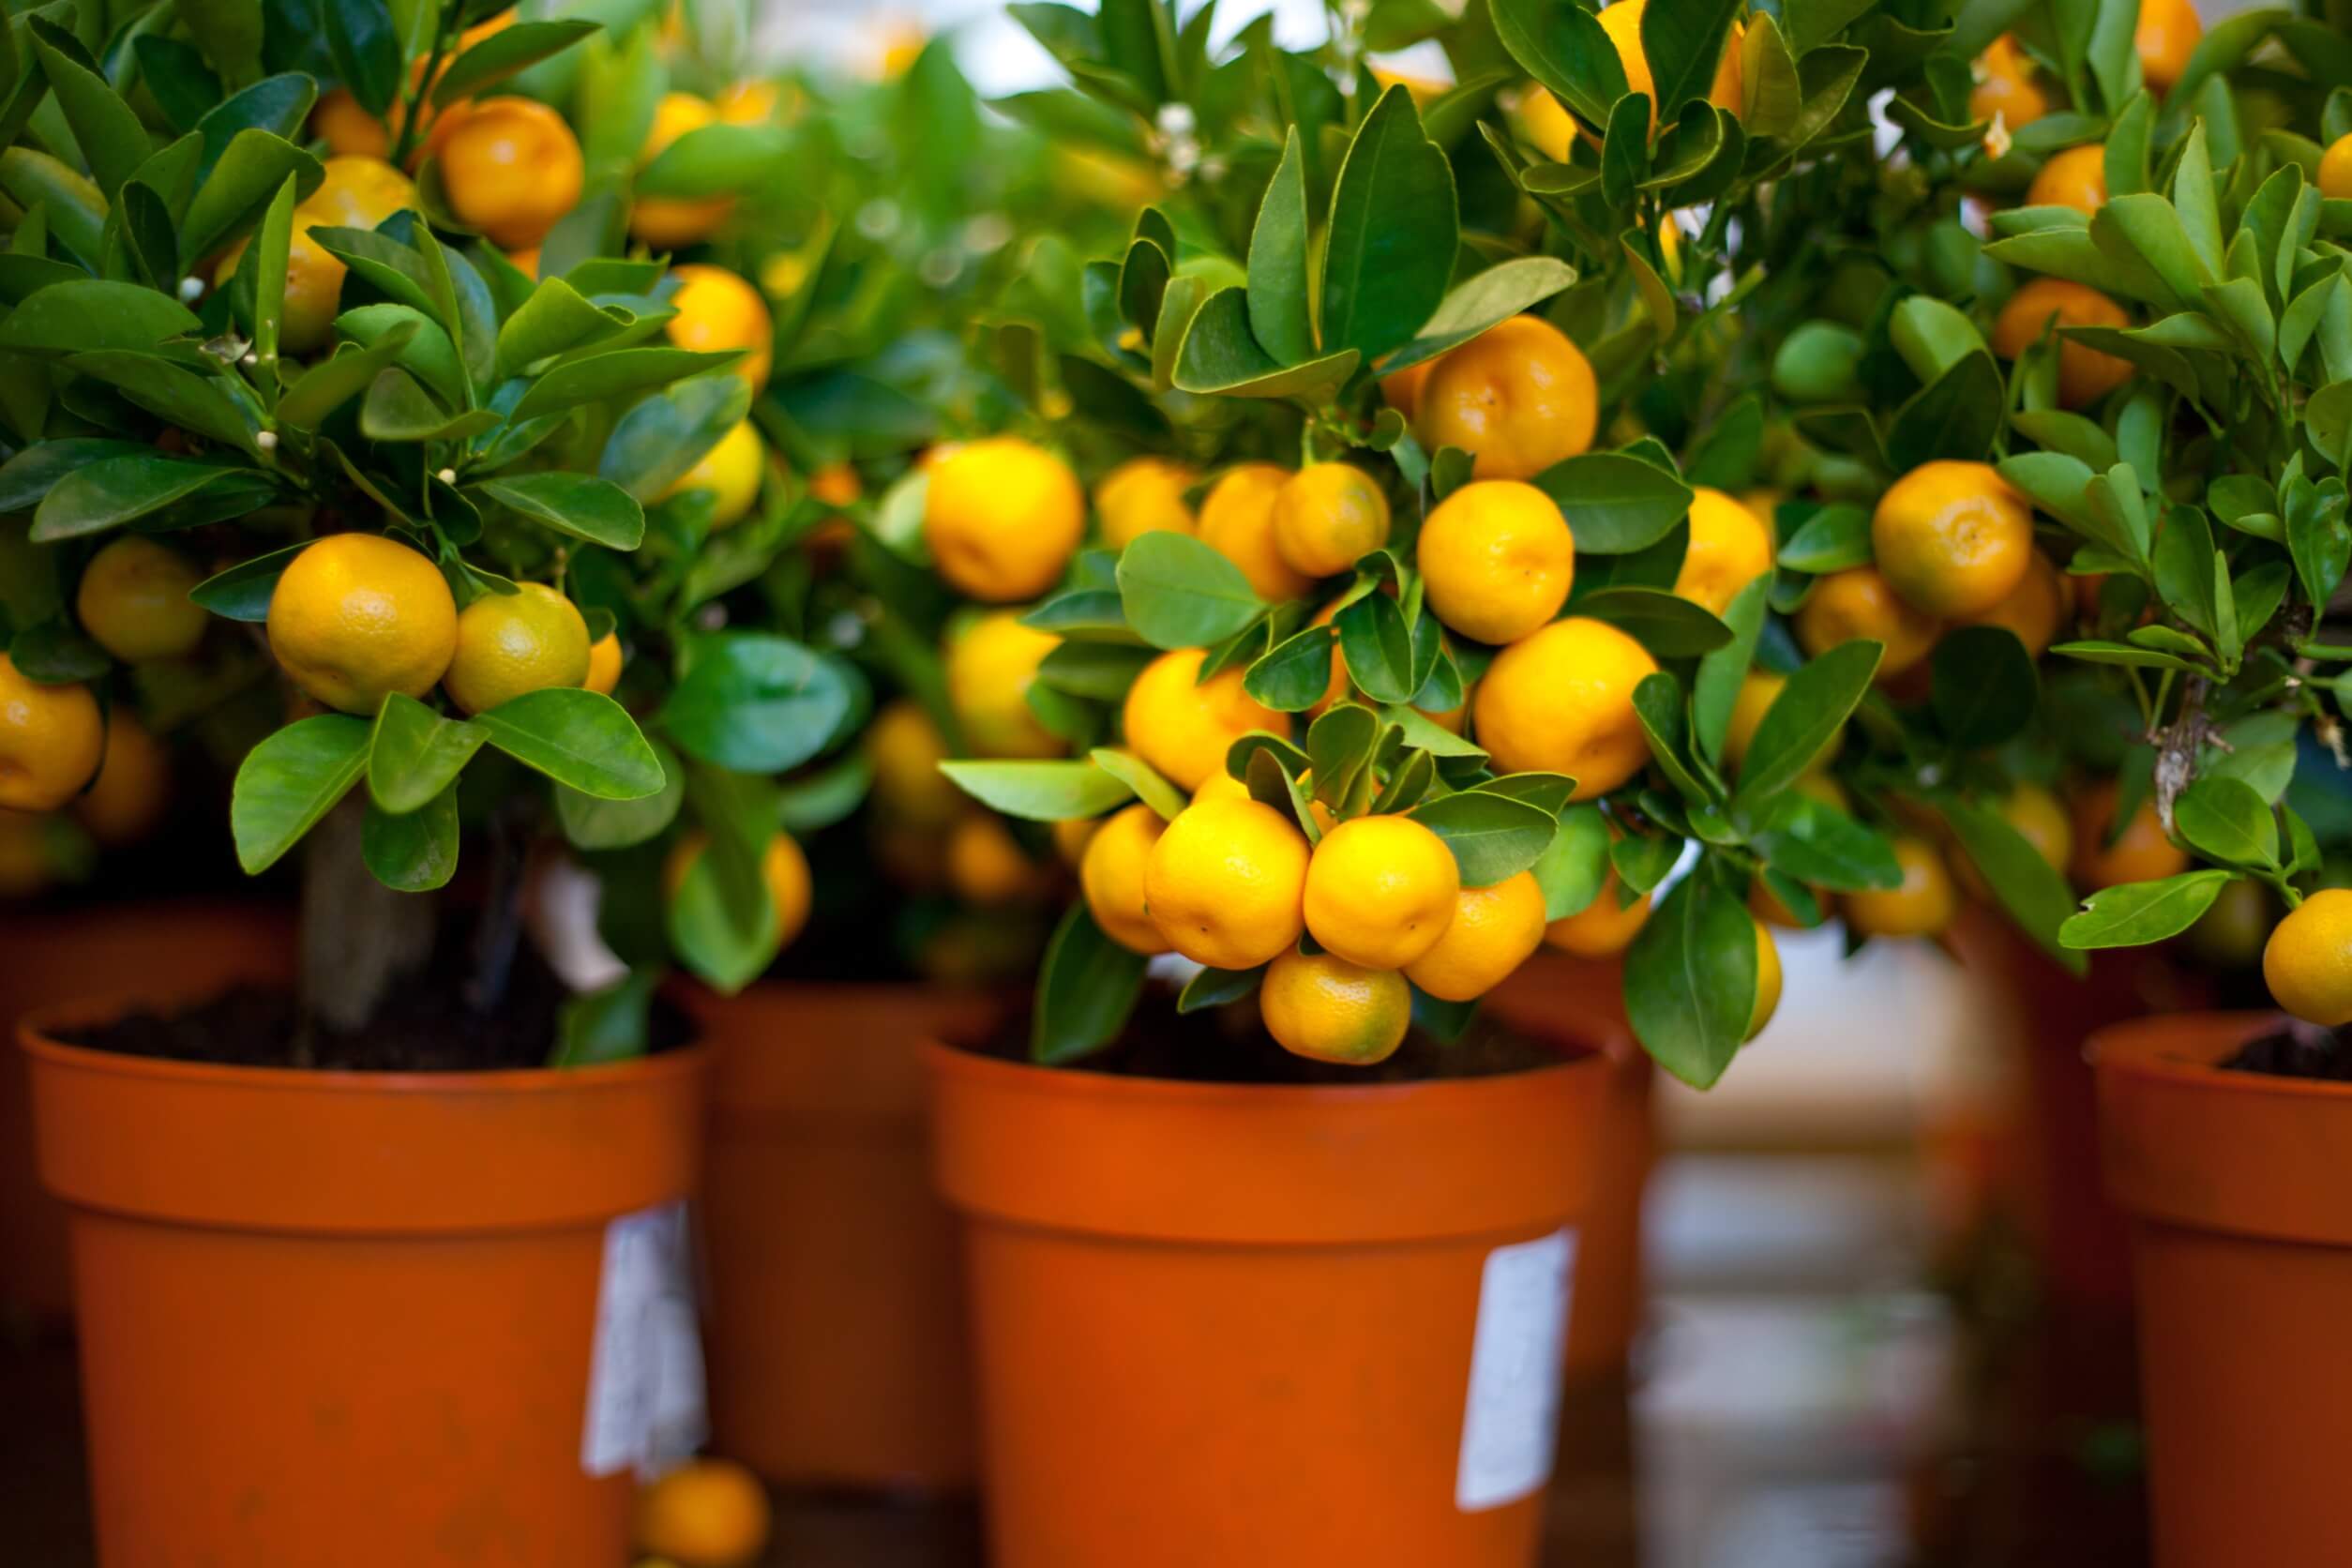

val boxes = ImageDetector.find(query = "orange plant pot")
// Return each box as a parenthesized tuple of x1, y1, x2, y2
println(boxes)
(1486, 955, 1653, 1381)
(688, 981, 996, 1492)
(0, 899, 294, 1322)
(23, 988, 711, 1568)
(2094, 1013, 2352, 1566)
(928, 1025, 1612, 1568)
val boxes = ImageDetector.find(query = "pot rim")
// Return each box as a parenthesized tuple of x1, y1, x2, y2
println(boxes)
(2089, 1010, 2336, 1098)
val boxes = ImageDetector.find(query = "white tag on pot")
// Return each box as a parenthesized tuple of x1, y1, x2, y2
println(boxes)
(1455, 1227, 1576, 1512)
(580, 1200, 709, 1479)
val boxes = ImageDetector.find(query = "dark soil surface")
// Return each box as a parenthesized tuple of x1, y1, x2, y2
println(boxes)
(972, 984, 1566, 1086)
(2223, 1021, 2352, 1082)
(58, 941, 689, 1072)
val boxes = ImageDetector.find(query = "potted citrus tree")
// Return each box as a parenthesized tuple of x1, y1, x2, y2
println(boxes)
(900, 0, 1933, 1560)
(0, 0, 810, 1555)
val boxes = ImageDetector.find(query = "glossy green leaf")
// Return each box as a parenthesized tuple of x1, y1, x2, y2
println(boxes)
(658, 633, 853, 774)
(1089, 746, 1187, 820)
(1245, 128, 1314, 365)
(2059, 868, 2233, 948)
(1941, 796, 2082, 966)
(550, 969, 658, 1067)
(30, 456, 272, 542)
(475, 687, 663, 799)
(1116, 530, 1263, 651)
(1531, 450, 1694, 553)
(1032, 901, 1147, 1063)
(556, 737, 683, 849)
(1408, 788, 1557, 886)
(1320, 85, 1456, 367)
(1733, 639, 1878, 807)
(1930, 626, 2039, 748)
(938, 759, 1133, 822)
(1625, 872, 1756, 1088)
(430, 19, 599, 106)
(360, 786, 458, 890)
(366, 692, 487, 814)
(230, 715, 369, 873)
(474, 473, 644, 550)
(1171, 285, 1358, 398)
(2173, 776, 2279, 868)
(1575, 588, 1733, 656)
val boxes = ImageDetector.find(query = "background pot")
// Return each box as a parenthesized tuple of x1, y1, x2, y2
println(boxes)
(929, 1018, 1614, 1568)
(686, 980, 995, 1492)
(24, 992, 710, 1568)
(2093, 1011, 2352, 1567)
(0, 899, 292, 1323)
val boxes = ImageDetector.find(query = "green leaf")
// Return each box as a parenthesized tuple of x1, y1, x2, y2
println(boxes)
(2059, 869, 2233, 949)
(1245, 128, 1314, 365)
(1531, 803, 1611, 918)
(1171, 285, 1359, 398)
(512, 345, 743, 421)
(67, 351, 259, 456)
(1491, 0, 1627, 126)
(1176, 965, 1263, 1014)
(2173, 776, 2279, 868)
(1089, 746, 1187, 820)
(1334, 593, 1419, 704)
(474, 687, 664, 799)
(1733, 640, 1878, 807)
(31, 456, 273, 542)
(2151, 504, 2220, 640)
(366, 692, 487, 814)
(1643, 0, 1742, 122)
(1600, 91, 1649, 211)
(1531, 451, 1694, 553)
(1775, 503, 1872, 573)
(431, 19, 600, 106)
(1625, 873, 1756, 1088)
(0, 440, 152, 512)
(0, 279, 200, 353)
(550, 969, 658, 1067)
(249, 173, 298, 372)
(557, 737, 683, 850)
(1320, 85, 1456, 368)
(1750, 792, 1900, 892)
(599, 372, 752, 502)
(360, 787, 458, 891)
(277, 320, 421, 430)
(1631, 670, 1714, 805)
(186, 539, 308, 622)
(1888, 351, 2003, 470)
(666, 814, 784, 994)
(1032, 902, 1147, 1063)
(635, 122, 790, 199)
(1408, 789, 1557, 886)
(1930, 626, 2038, 748)
(8, 620, 109, 683)
(178, 129, 322, 270)
(492, 276, 631, 381)
(1941, 796, 2081, 966)
(1380, 258, 1578, 375)
(2289, 481, 2352, 611)
(1245, 622, 1336, 712)
(1116, 530, 1264, 650)
(1694, 575, 1769, 764)
(27, 19, 152, 199)
(230, 715, 370, 873)
(658, 633, 853, 774)
(474, 473, 645, 550)
(321, 0, 400, 116)
(937, 759, 1133, 822)
(1574, 588, 1732, 656)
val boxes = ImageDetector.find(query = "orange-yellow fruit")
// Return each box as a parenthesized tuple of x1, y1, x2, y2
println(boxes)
(2263, 888, 2352, 1027)
(2323, 134, 2352, 202)
(1404, 870, 1548, 1002)
(1416, 315, 1598, 481)
(214, 156, 416, 354)
(1871, 460, 2034, 618)
(809, 462, 862, 507)
(1843, 837, 1958, 938)
(631, 93, 732, 249)
(72, 713, 168, 847)
(76, 536, 206, 662)
(660, 419, 765, 529)
(666, 263, 773, 392)
(2135, 0, 2201, 93)
(1519, 85, 1576, 162)
(634, 1457, 772, 1568)
(1969, 35, 2048, 131)
(1673, 488, 1775, 615)
(1954, 549, 2065, 658)
(1142, 796, 1311, 969)
(1544, 874, 1651, 957)
(1416, 479, 1576, 645)
(584, 633, 624, 696)
(1272, 463, 1392, 578)
(1197, 462, 1314, 602)
(1380, 356, 1435, 421)
(1122, 647, 1287, 792)
(1095, 457, 1199, 550)
(1746, 919, 1783, 1038)
(715, 80, 786, 126)
(1794, 566, 1941, 682)
(266, 534, 459, 715)
(947, 813, 1048, 906)
(443, 581, 591, 715)
(311, 88, 389, 158)
(1991, 279, 2133, 409)
(436, 97, 584, 249)
(2070, 780, 2189, 890)
(867, 698, 964, 826)
(924, 438, 1085, 603)
(1475, 617, 1658, 800)
(1596, 0, 1744, 136)
(1721, 671, 1845, 770)
(1302, 814, 1462, 969)
(1259, 949, 1411, 1065)
(1081, 802, 1169, 954)
(2026, 143, 2107, 214)
(665, 831, 813, 953)
(945, 611, 1063, 760)
(1955, 782, 2073, 901)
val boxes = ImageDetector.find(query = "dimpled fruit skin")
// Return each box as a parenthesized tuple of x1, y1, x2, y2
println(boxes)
(1303, 815, 1462, 970)
(1990, 279, 2133, 409)
(75, 537, 207, 662)
(1273, 463, 1392, 578)
(1404, 871, 1548, 1002)
(1095, 457, 1199, 550)
(1415, 479, 1576, 645)
(1260, 949, 1412, 1064)
(1414, 315, 1598, 481)
(1672, 488, 1775, 615)
(2263, 889, 2352, 1027)
(1794, 566, 1940, 680)
(1544, 873, 1651, 957)
(1081, 803, 1169, 955)
(1122, 647, 1288, 792)
(1475, 617, 1658, 801)
(0, 654, 102, 813)
(1871, 460, 2034, 618)
(443, 581, 592, 716)
(665, 264, 774, 392)
(924, 438, 1085, 603)
(1955, 549, 2066, 658)
(437, 97, 584, 249)
(1142, 797, 1309, 970)
(1843, 837, 1957, 938)
(266, 535, 459, 716)
(1198, 463, 1314, 601)
(2026, 143, 2106, 214)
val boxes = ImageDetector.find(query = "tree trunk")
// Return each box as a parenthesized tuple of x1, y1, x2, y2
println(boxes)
(297, 794, 434, 1053)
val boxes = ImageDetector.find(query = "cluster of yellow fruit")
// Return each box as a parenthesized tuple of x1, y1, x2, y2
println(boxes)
(1967, 0, 2203, 137)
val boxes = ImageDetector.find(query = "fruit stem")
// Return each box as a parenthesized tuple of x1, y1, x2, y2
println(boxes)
(390, 1, 458, 168)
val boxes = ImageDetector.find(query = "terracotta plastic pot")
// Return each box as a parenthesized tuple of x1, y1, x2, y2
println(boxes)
(1486, 954, 1653, 1382)
(688, 980, 996, 1491)
(929, 1023, 1611, 1568)
(24, 988, 711, 1568)
(0, 899, 293, 1322)
(2094, 1012, 2352, 1567)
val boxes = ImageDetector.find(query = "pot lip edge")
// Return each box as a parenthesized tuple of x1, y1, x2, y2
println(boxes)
(2089, 1009, 2352, 1100)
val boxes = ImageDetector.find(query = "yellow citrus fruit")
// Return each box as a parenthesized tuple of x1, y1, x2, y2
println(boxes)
(1969, 35, 2047, 131)
(1475, 616, 1657, 800)
(2070, 780, 2189, 890)
(1794, 566, 1940, 682)
(72, 713, 169, 847)
(1991, 279, 2133, 409)
(1095, 457, 1199, 550)
(1871, 460, 2034, 619)
(1303, 813, 1462, 969)
(1843, 837, 1958, 939)
(1954, 548, 2065, 658)
(924, 437, 1085, 603)
(1404, 870, 1547, 1002)
(629, 93, 732, 249)
(266, 534, 459, 715)
(2263, 888, 2352, 1026)
(2134, 0, 2200, 93)
(947, 813, 1047, 906)
(2026, 142, 2107, 214)
(584, 633, 624, 696)
(661, 420, 765, 529)
(1955, 782, 2073, 900)
(1051, 813, 1101, 867)
(443, 581, 591, 716)
(1519, 85, 1576, 162)
(1197, 462, 1314, 601)
(715, 80, 785, 126)
(1273, 463, 1392, 579)
(1673, 488, 1775, 615)
(1380, 356, 1434, 421)
(1597, 0, 1743, 135)
(633, 1458, 772, 1568)
(1544, 873, 1651, 957)
(1416, 315, 1598, 481)
(665, 831, 813, 952)
(1142, 796, 1310, 969)
(1123, 646, 1286, 792)
(436, 97, 583, 249)
(507, 247, 540, 278)
(867, 698, 962, 826)
(2323, 134, 2352, 201)
(945, 611, 1063, 761)
(1192, 770, 1252, 807)
(1416, 478, 1576, 645)
(1082, 803, 1169, 955)
(214, 156, 415, 354)
(809, 462, 862, 507)
(666, 264, 773, 393)
(1746, 919, 1783, 1039)
(311, 87, 389, 158)
(76, 536, 206, 662)
(0, 809, 52, 897)
(1259, 949, 1412, 1065)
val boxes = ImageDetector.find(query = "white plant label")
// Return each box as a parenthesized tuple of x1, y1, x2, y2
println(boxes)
(1455, 1226, 1576, 1512)
(580, 1200, 708, 1479)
